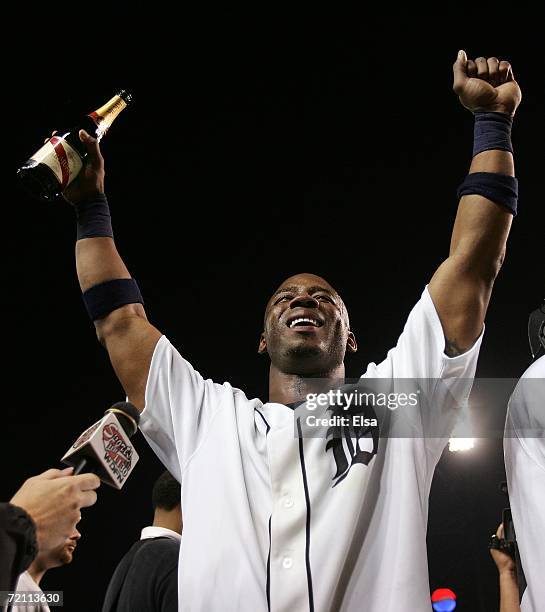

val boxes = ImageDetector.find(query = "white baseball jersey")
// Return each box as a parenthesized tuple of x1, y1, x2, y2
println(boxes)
(140, 286, 482, 611)
(504, 355, 545, 612)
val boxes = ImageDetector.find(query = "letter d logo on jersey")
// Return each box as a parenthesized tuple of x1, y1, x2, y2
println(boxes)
(325, 395, 379, 487)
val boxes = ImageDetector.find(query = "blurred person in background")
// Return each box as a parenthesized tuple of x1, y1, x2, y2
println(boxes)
(503, 301, 545, 611)
(102, 471, 181, 612)
(10, 529, 81, 612)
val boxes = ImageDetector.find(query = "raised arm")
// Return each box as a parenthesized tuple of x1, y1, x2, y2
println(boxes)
(64, 130, 162, 410)
(428, 51, 522, 356)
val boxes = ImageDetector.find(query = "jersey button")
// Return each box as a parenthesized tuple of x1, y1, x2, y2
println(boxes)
(282, 557, 293, 569)
(283, 497, 294, 509)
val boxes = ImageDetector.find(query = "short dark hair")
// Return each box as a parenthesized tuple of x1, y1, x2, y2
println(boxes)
(152, 471, 181, 511)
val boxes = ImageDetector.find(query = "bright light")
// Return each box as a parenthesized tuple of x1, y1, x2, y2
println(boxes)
(448, 401, 475, 452)
(448, 438, 475, 452)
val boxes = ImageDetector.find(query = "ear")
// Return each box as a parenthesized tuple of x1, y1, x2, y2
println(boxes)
(258, 332, 268, 354)
(346, 331, 357, 354)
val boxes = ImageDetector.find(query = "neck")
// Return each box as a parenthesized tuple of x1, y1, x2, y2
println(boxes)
(153, 508, 182, 534)
(27, 559, 47, 586)
(268, 363, 346, 404)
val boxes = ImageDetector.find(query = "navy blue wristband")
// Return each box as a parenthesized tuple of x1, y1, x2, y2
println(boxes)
(75, 193, 113, 240)
(82, 278, 144, 321)
(457, 172, 518, 216)
(473, 112, 513, 157)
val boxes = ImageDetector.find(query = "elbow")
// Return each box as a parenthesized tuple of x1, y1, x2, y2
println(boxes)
(453, 246, 507, 287)
(95, 321, 110, 347)
(95, 325, 106, 347)
(483, 248, 506, 285)
(94, 304, 148, 347)
(95, 316, 117, 347)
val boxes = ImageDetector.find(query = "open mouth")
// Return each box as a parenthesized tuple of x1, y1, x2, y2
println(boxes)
(286, 316, 323, 329)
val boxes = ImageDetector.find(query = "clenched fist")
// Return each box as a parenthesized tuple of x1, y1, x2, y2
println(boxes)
(453, 50, 522, 117)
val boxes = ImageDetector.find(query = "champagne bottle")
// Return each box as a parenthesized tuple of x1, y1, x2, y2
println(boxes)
(17, 89, 132, 201)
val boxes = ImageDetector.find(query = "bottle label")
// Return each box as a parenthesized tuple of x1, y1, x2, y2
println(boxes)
(30, 136, 83, 189)
(88, 94, 128, 140)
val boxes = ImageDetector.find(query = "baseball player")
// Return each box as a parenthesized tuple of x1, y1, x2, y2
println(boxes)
(61, 51, 521, 611)
(503, 303, 545, 611)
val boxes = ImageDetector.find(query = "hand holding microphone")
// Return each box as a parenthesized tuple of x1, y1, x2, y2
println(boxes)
(62, 401, 141, 489)
(10, 468, 100, 553)
(9, 402, 139, 564)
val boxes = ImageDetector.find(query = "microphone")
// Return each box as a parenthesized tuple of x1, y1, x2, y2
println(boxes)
(61, 401, 141, 489)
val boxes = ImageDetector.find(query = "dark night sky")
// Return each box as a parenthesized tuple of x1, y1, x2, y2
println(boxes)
(4, 8, 544, 612)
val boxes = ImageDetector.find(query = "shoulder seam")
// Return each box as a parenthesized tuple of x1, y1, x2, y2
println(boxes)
(179, 384, 230, 475)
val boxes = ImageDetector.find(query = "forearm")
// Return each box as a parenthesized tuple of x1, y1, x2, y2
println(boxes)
(469, 147, 514, 176)
(449, 138, 514, 275)
(64, 133, 161, 409)
(429, 108, 517, 352)
(74, 209, 148, 340)
(76, 237, 131, 292)
(75, 229, 160, 408)
(498, 570, 520, 612)
(430, 173, 513, 353)
(71, 191, 147, 328)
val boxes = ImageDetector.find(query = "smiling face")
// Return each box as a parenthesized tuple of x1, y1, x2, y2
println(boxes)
(259, 273, 357, 376)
